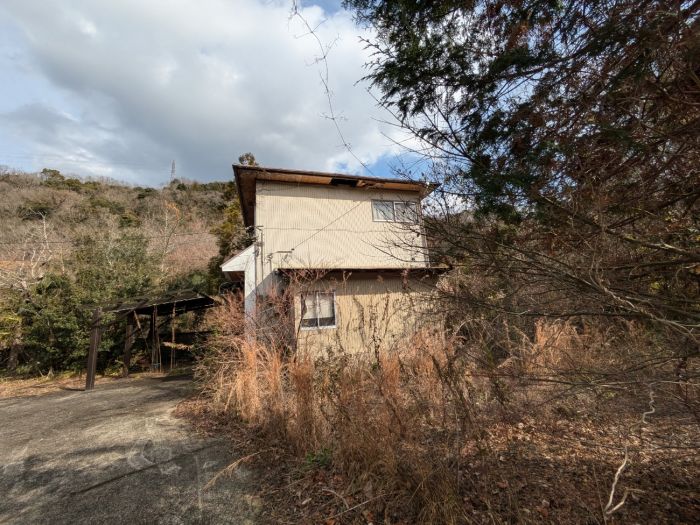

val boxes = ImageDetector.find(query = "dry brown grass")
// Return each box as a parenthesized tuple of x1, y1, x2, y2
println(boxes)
(0, 374, 94, 398)
(192, 297, 699, 524)
(0, 371, 168, 399)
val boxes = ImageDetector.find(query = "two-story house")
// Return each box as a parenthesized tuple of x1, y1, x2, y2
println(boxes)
(221, 165, 443, 354)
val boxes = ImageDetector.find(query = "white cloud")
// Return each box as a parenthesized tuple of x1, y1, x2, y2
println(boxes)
(0, 0, 410, 185)
(74, 13, 97, 38)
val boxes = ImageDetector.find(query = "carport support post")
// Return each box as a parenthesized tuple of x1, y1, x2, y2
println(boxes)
(170, 302, 176, 371)
(151, 306, 160, 372)
(85, 307, 103, 391)
(122, 313, 135, 377)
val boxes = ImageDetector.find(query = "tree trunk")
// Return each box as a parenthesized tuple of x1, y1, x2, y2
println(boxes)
(7, 334, 21, 372)
(123, 314, 135, 377)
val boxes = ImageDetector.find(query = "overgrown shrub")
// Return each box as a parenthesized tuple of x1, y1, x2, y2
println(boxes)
(196, 292, 699, 523)
(18, 274, 91, 373)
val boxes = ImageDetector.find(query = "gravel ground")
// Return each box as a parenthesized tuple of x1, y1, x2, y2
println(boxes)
(0, 376, 260, 525)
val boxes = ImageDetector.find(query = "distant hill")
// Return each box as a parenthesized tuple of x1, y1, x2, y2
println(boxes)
(0, 167, 229, 293)
(0, 167, 240, 374)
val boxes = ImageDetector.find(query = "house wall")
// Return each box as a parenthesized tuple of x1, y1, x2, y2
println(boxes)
(220, 244, 256, 319)
(290, 272, 441, 355)
(254, 181, 429, 289)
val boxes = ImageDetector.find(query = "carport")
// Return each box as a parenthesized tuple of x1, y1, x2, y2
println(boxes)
(85, 289, 219, 390)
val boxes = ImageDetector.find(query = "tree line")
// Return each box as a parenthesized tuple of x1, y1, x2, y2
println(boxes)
(0, 167, 242, 375)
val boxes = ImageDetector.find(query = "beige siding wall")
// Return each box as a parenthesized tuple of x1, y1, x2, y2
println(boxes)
(255, 181, 428, 285)
(290, 273, 441, 355)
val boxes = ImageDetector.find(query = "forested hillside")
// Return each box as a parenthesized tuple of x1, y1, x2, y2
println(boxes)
(0, 167, 240, 374)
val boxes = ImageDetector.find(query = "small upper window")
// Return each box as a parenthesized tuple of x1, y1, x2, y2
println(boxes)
(300, 292, 336, 329)
(372, 200, 395, 222)
(372, 200, 418, 223)
(395, 202, 418, 223)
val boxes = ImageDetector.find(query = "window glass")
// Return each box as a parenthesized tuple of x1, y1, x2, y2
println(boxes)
(300, 292, 336, 328)
(317, 293, 336, 327)
(395, 201, 418, 223)
(300, 294, 317, 328)
(372, 200, 395, 221)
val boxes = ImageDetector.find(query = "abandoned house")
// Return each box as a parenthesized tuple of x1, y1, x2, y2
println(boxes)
(221, 165, 445, 354)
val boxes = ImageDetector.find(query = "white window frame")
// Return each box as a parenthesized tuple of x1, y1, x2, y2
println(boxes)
(299, 291, 337, 330)
(371, 199, 419, 223)
(394, 201, 419, 224)
(371, 199, 396, 222)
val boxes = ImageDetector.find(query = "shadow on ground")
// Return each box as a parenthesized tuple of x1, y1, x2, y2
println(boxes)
(0, 377, 260, 525)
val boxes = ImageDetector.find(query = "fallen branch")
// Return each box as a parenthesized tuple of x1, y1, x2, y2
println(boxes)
(604, 447, 629, 516)
(203, 447, 275, 491)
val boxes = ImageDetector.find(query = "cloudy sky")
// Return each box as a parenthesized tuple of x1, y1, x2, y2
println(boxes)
(0, 0, 411, 186)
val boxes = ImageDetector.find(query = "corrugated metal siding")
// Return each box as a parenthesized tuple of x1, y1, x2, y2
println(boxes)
(255, 181, 429, 284)
(291, 273, 441, 355)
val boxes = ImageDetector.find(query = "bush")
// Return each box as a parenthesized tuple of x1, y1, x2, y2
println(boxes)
(195, 292, 699, 523)
(87, 195, 125, 215)
(19, 274, 91, 373)
(196, 296, 480, 523)
(119, 211, 141, 228)
(17, 199, 57, 219)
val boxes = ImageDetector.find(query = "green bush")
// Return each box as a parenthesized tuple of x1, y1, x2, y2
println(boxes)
(17, 199, 57, 219)
(20, 274, 91, 373)
(88, 195, 125, 215)
(119, 212, 141, 228)
(12, 233, 160, 374)
(136, 188, 155, 199)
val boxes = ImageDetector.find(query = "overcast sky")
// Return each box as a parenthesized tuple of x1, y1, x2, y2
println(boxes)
(0, 1, 412, 186)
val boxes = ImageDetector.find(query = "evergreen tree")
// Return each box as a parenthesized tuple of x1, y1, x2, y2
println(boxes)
(344, 0, 699, 333)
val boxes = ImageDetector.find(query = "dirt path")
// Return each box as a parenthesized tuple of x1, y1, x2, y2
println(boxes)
(0, 376, 260, 524)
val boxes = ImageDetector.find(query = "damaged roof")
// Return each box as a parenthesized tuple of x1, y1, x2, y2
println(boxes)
(233, 164, 438, 227)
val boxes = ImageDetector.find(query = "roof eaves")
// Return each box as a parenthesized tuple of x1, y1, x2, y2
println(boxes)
(276, 266, 450, 275)
(233, 164, 439, 190)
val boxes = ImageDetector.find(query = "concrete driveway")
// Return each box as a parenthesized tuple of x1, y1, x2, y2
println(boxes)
(0, 376, 259, 525)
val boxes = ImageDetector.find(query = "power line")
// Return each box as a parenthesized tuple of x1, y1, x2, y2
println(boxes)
(288, 200, 366, 252)
(290, 1, 377, 177)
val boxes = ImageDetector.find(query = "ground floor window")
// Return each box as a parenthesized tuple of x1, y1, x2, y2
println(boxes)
(300, 291, 336, 328)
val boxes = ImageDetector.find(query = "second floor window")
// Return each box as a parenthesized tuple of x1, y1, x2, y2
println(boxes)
(372, 200, 418, 223)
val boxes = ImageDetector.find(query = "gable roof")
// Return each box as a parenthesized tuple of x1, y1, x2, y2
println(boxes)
(233, 164, 438, 227)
